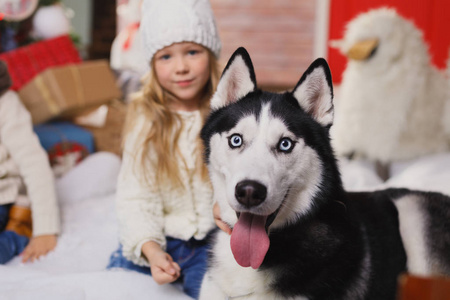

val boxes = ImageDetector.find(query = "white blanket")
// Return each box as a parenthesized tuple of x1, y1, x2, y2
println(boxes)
(0, 153, 190, 300)
(1, 151, 449, 300)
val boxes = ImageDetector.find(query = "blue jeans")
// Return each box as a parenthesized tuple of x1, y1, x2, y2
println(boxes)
(0, 204, 29, 264)
(107, 237, 211, 299)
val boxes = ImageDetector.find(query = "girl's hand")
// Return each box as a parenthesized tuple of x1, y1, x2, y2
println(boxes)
(21, 234, 57, 263)
(213, 202, 232, 235)
(142, 241, 181, 285)
(149, 251, 181, 284)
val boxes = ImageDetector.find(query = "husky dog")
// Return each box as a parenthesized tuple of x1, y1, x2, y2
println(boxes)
(199, 47, 450, 300)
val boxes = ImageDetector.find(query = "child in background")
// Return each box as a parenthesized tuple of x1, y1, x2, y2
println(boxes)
(0, 61, 60, 264)
(107, 0, 221, 298)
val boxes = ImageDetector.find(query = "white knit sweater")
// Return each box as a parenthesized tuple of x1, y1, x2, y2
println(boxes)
(0, 91, 60, 236)
(116, 110, 215, 266)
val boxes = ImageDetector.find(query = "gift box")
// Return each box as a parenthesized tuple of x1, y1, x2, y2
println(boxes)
(18, 60, 122, 124)
(74, 100, 128, 156)
(33, 122, 95, 176)
(0, 35, 82, 91)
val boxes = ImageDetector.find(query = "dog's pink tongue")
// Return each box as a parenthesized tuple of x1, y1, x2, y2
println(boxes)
(230, 212, 270, 269)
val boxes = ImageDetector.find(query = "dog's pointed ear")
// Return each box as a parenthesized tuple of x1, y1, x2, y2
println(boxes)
(291, 58, 334, 127)
(210, 47, 257, 110)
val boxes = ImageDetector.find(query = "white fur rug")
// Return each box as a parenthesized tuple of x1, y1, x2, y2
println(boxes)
(1, 151, 449, 299)
(0, 152, 190, 300)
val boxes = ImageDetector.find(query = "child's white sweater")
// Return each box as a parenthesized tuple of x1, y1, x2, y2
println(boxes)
(0, 91, 60, 236)
(116, 110, 215, 266)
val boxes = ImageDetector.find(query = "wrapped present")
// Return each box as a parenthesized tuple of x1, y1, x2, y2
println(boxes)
(18, 60, 122, 124)
(33, 122, 95, 177)
(74, 100, 127, 157)
(0, 35, 81, 91)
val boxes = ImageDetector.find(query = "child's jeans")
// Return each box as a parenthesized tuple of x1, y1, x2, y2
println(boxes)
(0, 204, 29, 264)
(107, 237, 210, 299)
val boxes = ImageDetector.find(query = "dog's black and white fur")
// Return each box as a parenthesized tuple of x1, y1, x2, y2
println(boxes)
(199, 47, 450, 299)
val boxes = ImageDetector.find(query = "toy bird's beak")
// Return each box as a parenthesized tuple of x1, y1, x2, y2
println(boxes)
(347, 38, 379, 61)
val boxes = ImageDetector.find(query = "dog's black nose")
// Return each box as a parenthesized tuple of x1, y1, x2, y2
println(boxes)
(235, 180, 267, 207)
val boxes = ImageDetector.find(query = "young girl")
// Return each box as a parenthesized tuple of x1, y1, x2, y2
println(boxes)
(107, 0, 221, 298)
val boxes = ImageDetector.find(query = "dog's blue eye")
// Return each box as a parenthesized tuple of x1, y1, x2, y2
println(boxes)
(229, 134, 243, 148)
(278, 138, 294, 152)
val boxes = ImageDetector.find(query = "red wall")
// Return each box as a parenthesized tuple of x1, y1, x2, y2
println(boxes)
(328, 0, 450, 83)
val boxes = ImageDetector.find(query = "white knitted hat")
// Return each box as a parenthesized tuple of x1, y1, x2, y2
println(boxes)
(140, 0, 221, 63)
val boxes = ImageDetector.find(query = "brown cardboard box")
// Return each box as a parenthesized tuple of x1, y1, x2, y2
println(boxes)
(18, 60, 122, 124)
(398, 274, 450, 300)
(77, 100, 128, 156)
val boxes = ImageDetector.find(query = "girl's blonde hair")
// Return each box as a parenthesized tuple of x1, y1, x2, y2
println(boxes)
(123, 48, 221, 188)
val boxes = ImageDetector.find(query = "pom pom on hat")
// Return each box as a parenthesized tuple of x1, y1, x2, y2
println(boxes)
(140, 0, 221, 63)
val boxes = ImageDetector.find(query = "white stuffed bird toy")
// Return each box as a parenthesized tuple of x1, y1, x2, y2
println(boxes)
(331, 8, 450, 170)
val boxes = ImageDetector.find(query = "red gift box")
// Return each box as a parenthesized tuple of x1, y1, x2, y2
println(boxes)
(0, 35, 81, 91)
